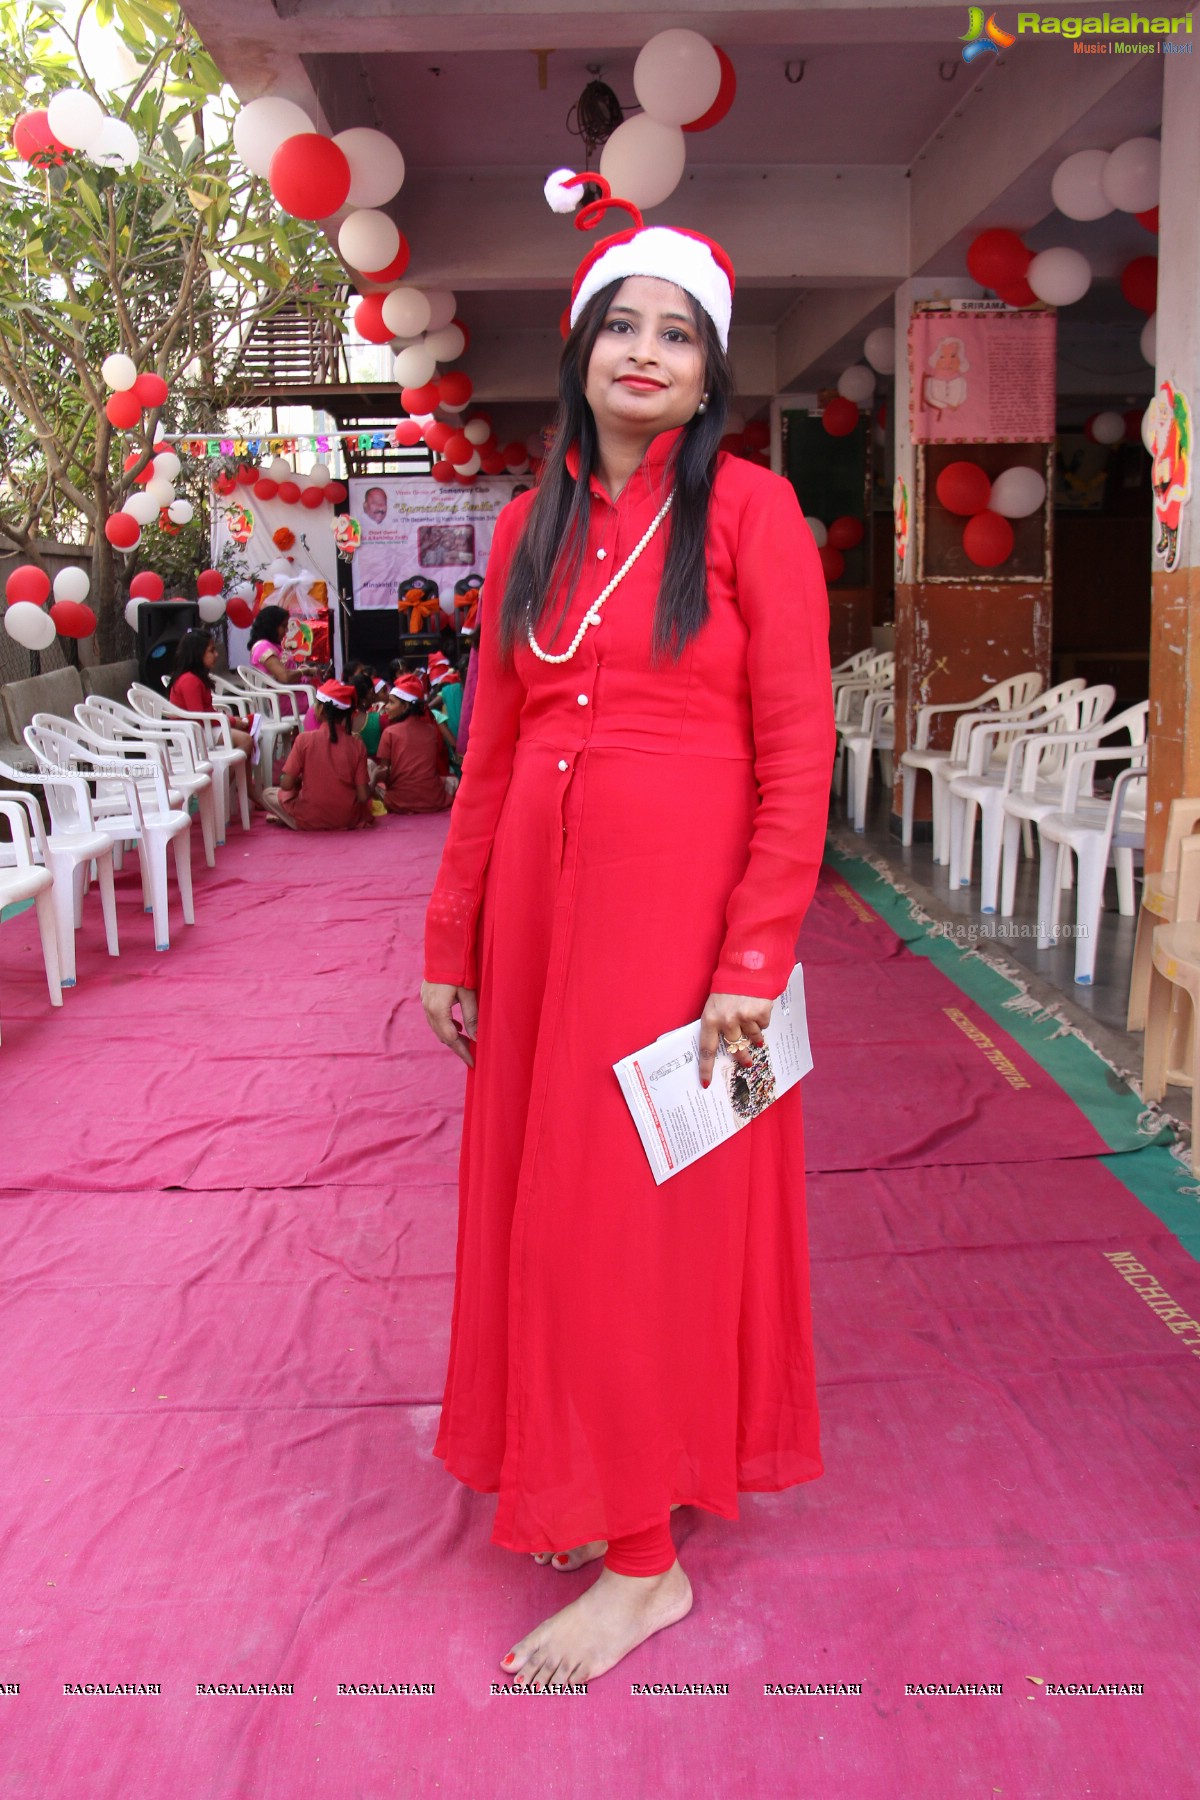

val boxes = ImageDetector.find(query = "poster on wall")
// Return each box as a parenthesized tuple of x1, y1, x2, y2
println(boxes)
(348, 476, 523, 613)
(909, 309, 1056, 444)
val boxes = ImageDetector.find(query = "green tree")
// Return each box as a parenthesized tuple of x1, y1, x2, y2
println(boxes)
(0, 0, 344, 656)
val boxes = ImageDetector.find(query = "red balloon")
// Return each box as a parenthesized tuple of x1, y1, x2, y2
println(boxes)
(719, 431, 746, 454)
(213, 471, 238, 497)
(682, 45, 737, 132)
(431, 460, 456, 484)
(821, 397, 858, 437)
(226, 596, 254, 629)
(133, 372, 169, 409)
(438, 370, 473, 409)
(455, 471, 478, 486)
(326, 480, 347, 503)
(50, 600, 96, 639)
(237, 463, 259, 486)
(817, 544, 845, 582)
(353, 294, 393, 344)
(994, 274, 1038, 308)
(129, 571, 164, 601)
(743, 419, 770, 451)
(360, 235, 410, 283)
(966, 228, 1031, 291)
(423, 420, 453, 453)
(1123, 408, 1145, 444)
(300, 485, 325, 508)
(196, 569, 223, 596)
(452, 317, 471, 353)
(105, 390, 141, 430)
(13, 110, 67, 166)
(277, 480, 301, 504)
(1120, 255, 1157, 314)
(936, 460, 992, 516)
(104, 513, 140, 549)
(1136, 206, 1159, 233)
(480, 450, 507, 475)
(268, 133, 351, 220)
(443, 431, 473, 465)
(253, 478, 279, 501)
(501, 441, 527, 467)
(962, 509, 1014, 568)
(393, 420, 424, 446)
(5, 564, 51, 605)
(401, 383, 441, 415)
(827, 515, 865, 551)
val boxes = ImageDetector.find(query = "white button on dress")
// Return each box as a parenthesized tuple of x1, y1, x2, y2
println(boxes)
(557, 759, 568, 771)
(577, 694, 589, 705)
(596, 548, 607, 560)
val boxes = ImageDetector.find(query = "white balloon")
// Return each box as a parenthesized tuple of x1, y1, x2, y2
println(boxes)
(1092, 410, 1125, 446)
(145, 476, 175, 508)
(1051, 149, 1113, 222)
(507, 458, 530, 475)
(1101, 136, 1160, 214)
(167, 499, 194, 524)
(837, 364, 877, 404)
(232, 95, 313, 179)
(88, 118, 139, 173)
(231, 581, 256, 602)
(338, 209, 401, 274)
(307, 463, 331, 486)
(3, 601, 56, 650)
(463, 418, 491, 446)
(393, 342, 437, 387)
(268, 457, 293, 480)
(989, 466, 1047, 518)
(197, 594, 226, 623)
(152, 451, 181, 481)
(805, 516, 828, 547)
(47, 88, 106, 152)
(633, 29, 722, 127)
(424, 322, 466, 362)
(863, 327, 896, 374)
(332, 127, 406, 208)
(422, 289, 458, 333)
(1027, 246, 1092, 306)
(451, 450, 482, 476)
(124, 597, 145, 630)
(122, 491, 160, 525)
(1140, 311, 1157, 365)
(53, 566, 90, 603)
(599, 115, 686, 211)
(101, 352, 137, 391)
(382, 287, 432, 337)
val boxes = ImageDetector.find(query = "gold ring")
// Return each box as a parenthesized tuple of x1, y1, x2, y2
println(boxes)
(722, 1033, 750, 1052)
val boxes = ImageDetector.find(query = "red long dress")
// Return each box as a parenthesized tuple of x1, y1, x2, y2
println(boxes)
(423, 426, 835, 1556)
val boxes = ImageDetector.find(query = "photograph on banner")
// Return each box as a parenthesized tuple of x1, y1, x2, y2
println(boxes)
(348, 477, 524, 613)
(909, 310, 1057, 444)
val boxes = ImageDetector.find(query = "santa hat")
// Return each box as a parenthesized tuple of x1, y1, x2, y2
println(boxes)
(389, 674, 424, 703)
(426, 652, 452, 685)
(545, 170, 735, 351)
(316, 680, 356, 710)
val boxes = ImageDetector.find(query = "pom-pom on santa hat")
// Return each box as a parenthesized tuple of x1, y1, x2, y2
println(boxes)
(545, 169, 735, 351)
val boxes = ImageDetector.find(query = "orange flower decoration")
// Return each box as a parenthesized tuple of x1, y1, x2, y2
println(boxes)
(273, 527, 295, 551)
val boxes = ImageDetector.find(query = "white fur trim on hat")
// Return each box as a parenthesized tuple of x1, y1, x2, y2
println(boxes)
(570, 227, 732, 350)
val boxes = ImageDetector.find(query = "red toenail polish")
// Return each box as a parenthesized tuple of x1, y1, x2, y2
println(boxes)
(554, 1553, 569, 1564)
(503, 1654, 514, 1666)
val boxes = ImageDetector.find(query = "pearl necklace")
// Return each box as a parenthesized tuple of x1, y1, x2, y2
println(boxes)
(526, 492, 675, 665)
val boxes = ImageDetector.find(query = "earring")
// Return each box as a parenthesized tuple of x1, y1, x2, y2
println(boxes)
(696, 391, 710, 416)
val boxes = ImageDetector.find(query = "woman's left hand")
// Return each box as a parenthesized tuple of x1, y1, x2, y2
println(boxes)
(698, 993, 773, 1089)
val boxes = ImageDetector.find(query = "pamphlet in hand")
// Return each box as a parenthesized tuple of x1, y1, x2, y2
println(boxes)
(612, 964, 812, 1186)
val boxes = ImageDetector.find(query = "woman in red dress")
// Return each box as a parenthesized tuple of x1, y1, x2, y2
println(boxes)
(421, 179, 835, 1687)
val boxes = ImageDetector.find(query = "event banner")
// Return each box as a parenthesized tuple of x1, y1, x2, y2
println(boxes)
(909, 309, 1057, 444)
(347, 476, 523, 612)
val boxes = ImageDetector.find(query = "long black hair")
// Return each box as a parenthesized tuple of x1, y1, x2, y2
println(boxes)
(172, 629, 215, 689)
(498, 278, 733, 668)
(248, 604, 289, 649)
(316, 698, 342, 742)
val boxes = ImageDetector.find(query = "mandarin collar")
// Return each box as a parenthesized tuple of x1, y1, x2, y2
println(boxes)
(564, 425, 685, 500)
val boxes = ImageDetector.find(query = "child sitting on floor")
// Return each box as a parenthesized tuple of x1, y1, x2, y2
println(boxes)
(372, 673, 458, 814)
(261, 680, 373, 831)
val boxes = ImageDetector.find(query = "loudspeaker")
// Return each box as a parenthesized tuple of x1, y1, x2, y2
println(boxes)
(137, 601, 200, 694)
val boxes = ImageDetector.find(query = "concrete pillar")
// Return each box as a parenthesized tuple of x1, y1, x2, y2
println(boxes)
(1146, 50, 1200, 869)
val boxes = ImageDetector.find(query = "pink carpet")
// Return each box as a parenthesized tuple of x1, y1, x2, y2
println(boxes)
(0, 820, 1197, 1798)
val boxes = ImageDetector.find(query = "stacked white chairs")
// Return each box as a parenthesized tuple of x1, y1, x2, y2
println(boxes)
(900, 672, 1046, 858)
(0, 759, 119, 987)
(841, 689, 895, 832)
(0, 796, 63, 1041)
(830, 647, 880, 683)
(25, 720, 194, 953)
(1035, 745, 1148, 986)
(919, 674, 1065, 866)
(127, 683, 251, 839)
(997, 699, 1148, 921)
(832, 655, 893, 800)
(1126, 796, 1200, 1032)
(74, 695, 219, 866)
(232, 665, 306, 776)
(948, 685, 1116, 910)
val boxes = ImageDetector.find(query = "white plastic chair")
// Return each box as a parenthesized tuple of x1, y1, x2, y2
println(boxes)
(900, 672, 1047, 856)
(127, 684, 251, 837)
(234, 666, 306, 776)
(830, 647, 878, 681)
(833, 668, 894, 796)
(0, 796, 62, 1040)
(841, 690, 895, 832)
(25, 722, 193, 953)
(1035, 748, 1147, 985)
(0, 760, 119, 987)
(73, 697, 218, 867)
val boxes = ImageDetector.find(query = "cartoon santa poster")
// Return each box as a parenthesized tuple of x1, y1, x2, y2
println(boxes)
(1149, 380, 1192, 573)
(922, 336, 970, 423)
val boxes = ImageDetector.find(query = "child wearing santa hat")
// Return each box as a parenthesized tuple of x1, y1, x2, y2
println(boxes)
(261, 680, 374, 830)
(372, 673, 458, 813)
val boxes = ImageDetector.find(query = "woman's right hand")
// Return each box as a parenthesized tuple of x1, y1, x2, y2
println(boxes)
(421, 981, 478, 1068)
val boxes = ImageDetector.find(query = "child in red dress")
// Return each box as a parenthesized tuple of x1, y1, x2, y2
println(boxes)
(373, 673, 458, 814)
(262, 680, 373, 831)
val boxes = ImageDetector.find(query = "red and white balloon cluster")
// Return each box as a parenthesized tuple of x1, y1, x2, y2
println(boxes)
(804, 516, 865, 584)
(1050, 139, 1160, 366)
(934, 460, 1047, 569)
(3, 564, 97, 649)
(13, 87, 140, 175)
(395, 411, 532, 486)
(105, 434, 186, 554)
(717, 416, 771, 465)
(822, 327, 896, 438)
(591, 30, 736, 212)
(214, 457, 348, 507)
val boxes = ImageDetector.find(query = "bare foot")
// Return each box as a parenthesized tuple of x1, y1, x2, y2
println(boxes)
(502, 1561, 693, 1687)
(531, 1504, 685, 1573)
